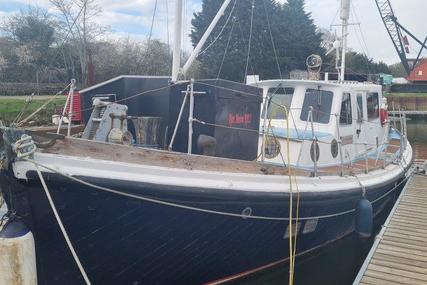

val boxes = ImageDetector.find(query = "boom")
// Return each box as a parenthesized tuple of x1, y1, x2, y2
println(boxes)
(374, 0, 411, 75)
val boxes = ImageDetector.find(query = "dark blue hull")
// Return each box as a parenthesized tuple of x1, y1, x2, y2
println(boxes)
(0, 171, 407, 285)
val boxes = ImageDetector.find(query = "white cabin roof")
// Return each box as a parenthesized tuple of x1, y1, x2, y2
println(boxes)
(250, 79, 382, 93)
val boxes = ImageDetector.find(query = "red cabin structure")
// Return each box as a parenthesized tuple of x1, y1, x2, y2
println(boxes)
(407, 59, 427, 82)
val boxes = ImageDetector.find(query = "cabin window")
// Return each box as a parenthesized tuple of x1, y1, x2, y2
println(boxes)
(265, 87, 295, 120)
(300, 88, 333, 124)
(340, 93, 352, 125)
(367, 92, 379, 120)
(357, 94, 364, 122)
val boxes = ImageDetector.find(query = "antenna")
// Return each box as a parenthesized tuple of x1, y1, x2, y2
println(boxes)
(340, 0, 350, 82)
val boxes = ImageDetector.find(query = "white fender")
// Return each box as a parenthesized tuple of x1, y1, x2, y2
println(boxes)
(0, 221, 37, 285)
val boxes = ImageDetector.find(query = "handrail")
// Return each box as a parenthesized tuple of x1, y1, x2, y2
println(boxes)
(168, 85, 191, 151)
(57, 79, 76, 136)
(296, 110, 311, 167)
(335, 114, 345, 176)
(309, 107, 318, 177)
(364, 142, 369, 174)
(188, 80, 195, 154)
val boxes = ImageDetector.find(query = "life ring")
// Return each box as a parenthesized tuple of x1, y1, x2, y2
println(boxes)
(380, 108, 388, 126)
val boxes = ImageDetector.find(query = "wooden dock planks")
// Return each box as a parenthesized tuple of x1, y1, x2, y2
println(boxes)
(354, 174, 427, 285)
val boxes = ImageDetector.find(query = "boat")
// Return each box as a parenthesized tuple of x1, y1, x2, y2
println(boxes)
(0, 0, 413, 284)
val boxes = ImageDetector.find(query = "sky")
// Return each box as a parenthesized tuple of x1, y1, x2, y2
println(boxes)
(0, 0, 426, 65)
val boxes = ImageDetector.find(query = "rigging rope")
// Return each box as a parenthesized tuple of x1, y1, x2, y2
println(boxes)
(21, 157, 397, 222)
(216, 9, 237, 81)
(350, 9, 371, 75)
(199, 0, 238, 58)
(44, 0, 89, 77)
(34, 163, 91, 285)
(79, 81, 187, 113)
(351, 3, 371, 59)
(236, 15, 256, 80)
(330, 8, 340, 30)
(17, 82, 72, 126)
(262, 0, 282, 79)
(194, 81, 390, 128)
(148, 0, 158, 42)
(16, 140, 409, 285)
(285, 106, 296, 285)
(13, 93, 34, 124)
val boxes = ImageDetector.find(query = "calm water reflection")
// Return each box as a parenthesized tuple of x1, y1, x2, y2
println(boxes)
(406, 116, 427, 160)
(235, 116, 426, 285)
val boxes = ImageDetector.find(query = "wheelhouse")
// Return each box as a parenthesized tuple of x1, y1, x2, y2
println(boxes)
(251, 80, 387, 170)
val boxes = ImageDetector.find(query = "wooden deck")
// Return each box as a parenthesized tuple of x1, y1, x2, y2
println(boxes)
(353, 174, 427, 285)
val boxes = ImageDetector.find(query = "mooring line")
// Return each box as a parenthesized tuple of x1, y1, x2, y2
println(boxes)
(22, 157, 405, 222)
(34, 164, 91, 285)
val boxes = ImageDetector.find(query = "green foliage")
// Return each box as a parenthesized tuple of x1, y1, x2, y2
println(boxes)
(0, 96, 66, 124)
(191, 0, 324, 82)
(0, 4, 171, 85)
(345, 51, 391, 75)
(92, 39, 172, 83)
(0, 7, 57, 81)
(6, 8, 55, 49)
(389, 62, 407, 77)
(385, 93, 427, 97)
(278, 0, 324, 71)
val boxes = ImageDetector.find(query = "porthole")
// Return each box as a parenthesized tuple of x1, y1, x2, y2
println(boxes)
(331, 139, 338, 158)
(310, 141, 320, 162)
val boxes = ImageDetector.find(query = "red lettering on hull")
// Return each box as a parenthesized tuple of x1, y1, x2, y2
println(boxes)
(228, 113, 252, 127)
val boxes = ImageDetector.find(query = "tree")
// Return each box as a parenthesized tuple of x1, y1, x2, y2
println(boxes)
(277, 0, 324, 72)
(50, 0, 106, 86)
(92, 39, 172, 83)
(345, 51, 390, 75)
(0, 7, 58, 82)
(190, 0, 324, 82)
(389, 62, 407, 77)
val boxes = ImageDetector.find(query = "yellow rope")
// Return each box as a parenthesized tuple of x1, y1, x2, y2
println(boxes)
(263, 103, 301, 285)
(272, 105, 299, 285)
(282, 106, 293, 285)
(291, 172, 301, 284)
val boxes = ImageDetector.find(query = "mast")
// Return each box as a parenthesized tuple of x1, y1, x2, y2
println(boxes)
(182, 0, 233, 77)
(340, 0, 350, 82)
(172, 0, 233, 81)
(172, 0, 183, 82)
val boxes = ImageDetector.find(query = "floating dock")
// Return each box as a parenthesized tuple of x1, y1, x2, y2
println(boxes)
(353, 174, 427, 285)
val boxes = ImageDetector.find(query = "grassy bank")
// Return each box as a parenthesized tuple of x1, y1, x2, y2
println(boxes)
(385, 92, 427, 97)
(0, 96, 66, 125)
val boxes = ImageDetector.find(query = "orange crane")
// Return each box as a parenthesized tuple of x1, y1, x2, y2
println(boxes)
(375, 0, 427, 75)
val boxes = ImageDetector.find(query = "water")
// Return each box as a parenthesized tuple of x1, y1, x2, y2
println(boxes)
(406, 116, 427, 160)
(235, 116, 427, 285)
